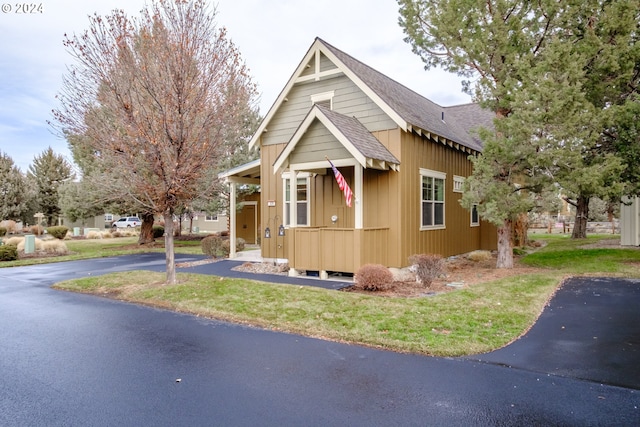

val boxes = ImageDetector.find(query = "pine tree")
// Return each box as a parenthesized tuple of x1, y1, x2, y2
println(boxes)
(0, 151, 30, 221)
(28, 147, 74, 226)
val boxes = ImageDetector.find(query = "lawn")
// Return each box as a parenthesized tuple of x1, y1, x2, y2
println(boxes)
(0, 235, 205, 267)
(50, 233, 640, 357)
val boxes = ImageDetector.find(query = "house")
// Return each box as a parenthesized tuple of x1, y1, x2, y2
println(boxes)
(222, 38, 497, 278)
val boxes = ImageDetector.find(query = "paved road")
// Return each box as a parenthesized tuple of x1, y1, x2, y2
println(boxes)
(0, 254, 638, 426)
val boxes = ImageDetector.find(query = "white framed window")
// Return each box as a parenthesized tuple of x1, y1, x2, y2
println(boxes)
(104, 214, 114, 222)
(310, 90, 335, 109)
(453, 176, 465, 193)
(283, 173, 310, 227)
(471, 204, 479, 227)
(205, 214, 219, 222)
(420, 168, 446, 230)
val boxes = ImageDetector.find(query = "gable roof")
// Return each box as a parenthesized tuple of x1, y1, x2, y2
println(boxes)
(249, 37, 494, 154)
(273, 104, 400, 173)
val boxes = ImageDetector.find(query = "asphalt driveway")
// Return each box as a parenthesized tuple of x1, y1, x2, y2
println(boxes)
(0, 254, 638, 426)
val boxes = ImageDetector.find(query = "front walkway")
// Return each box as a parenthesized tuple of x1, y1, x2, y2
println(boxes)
(178, 253, 351, 291)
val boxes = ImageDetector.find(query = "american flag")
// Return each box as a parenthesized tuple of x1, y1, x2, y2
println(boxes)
(328, 158, 353, 207)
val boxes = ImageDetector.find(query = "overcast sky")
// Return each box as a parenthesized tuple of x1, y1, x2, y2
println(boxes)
(0, 0, 470, 173)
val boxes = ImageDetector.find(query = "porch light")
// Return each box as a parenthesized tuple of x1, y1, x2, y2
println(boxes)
(278, 224, 285, 236)
(265, 227, 271, 238)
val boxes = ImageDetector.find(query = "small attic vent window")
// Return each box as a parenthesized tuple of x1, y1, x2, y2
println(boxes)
(311, 90, 335, 110)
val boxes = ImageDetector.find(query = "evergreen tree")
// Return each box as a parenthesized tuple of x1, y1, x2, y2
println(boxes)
(0, 151, 30, 221)
(28, 147, 74, 226)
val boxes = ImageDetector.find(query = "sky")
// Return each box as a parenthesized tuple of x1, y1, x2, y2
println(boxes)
(0, 0, 470, 173)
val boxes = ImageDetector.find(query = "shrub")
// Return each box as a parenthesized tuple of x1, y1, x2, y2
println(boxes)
(86, 231, 102, 239)
(409, 254, 445, 286)
(46, 226, 69, 240)
(30, 225, 44, 235)
(0, 245, 18, 261)
(354, 264, 393, 291)
(152, 226, 165, 239)
(467, 250, 492, 262)
(0, 227, 6, 237)
(201, 235, 228, 258)
(0, 220, 17, 234)
(236, 238, 246, 252)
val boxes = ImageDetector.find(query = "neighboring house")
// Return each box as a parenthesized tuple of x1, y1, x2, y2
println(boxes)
(62, 214, 111, 230)
(187, 192, 261, 242)
(222, 38, 497, 277)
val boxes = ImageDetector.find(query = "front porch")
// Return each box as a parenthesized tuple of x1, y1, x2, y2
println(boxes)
(288, 227, 389, 278)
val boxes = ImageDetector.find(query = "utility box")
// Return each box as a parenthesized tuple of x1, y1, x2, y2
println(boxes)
(24, 234, 36, 254)
(73, 227, 80, 237)
(620, 197, 640, 246)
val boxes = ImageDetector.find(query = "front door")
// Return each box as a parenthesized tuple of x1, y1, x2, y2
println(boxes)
(237, 204, 256, 244)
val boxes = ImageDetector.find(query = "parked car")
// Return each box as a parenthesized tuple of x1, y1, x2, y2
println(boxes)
(112, 217, 142, 229)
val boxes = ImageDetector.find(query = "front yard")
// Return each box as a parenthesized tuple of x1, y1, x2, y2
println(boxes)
(49, 234, 640, 356)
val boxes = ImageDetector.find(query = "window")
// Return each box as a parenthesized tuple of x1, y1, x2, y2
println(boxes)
(420, 169, 446, 229)
(310, 90, 335, 110)
(104, 214, 114, 222)
(283, 173, 310, 226)
(471, 204, 479, 226)
(453, 176, 465, 193)
(205, 214, 219, 222)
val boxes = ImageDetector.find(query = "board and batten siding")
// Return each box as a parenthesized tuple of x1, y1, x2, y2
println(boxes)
(262, 74, 396, 147)
(397, 131, 496, 265)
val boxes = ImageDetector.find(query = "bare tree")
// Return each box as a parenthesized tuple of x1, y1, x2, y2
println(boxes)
(52, 0, 257, 284)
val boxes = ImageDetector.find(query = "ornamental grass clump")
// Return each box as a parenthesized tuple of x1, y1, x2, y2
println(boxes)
(409, 253, 446, 286)
(41, 240, 69, 255)
(354, 264, 393, 291)
(467, 250, 493, 262)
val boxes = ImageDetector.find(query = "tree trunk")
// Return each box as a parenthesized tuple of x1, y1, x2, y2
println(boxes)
(496, 219, 514, 269)
(138, 211, 155, 244)
(512, 212, 529, 247)
(571, 195, 590, 239)
(164, 211, 177, 285)
(175, 215, 182, 237)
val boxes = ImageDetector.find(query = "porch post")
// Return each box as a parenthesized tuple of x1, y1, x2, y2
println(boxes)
(288, 168, 299, 277)
(290, 168, 298, 228)
(355, 163, 363, 229)
(229, 182, 237, 258)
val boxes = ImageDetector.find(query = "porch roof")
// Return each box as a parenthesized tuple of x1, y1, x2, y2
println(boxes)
(273, 104, 400, 173)
(218, 159, 260, 185)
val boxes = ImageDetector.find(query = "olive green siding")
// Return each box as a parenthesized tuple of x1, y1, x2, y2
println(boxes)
(262, 74, 396, 147)
(289, 120, 351, 164)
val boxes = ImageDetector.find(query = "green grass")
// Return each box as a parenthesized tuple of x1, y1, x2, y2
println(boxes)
(36, 233, 640, 356)
(524, 234, 640, 276)
(0, 236, 205, 267)
(55, 271, 559, 356)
